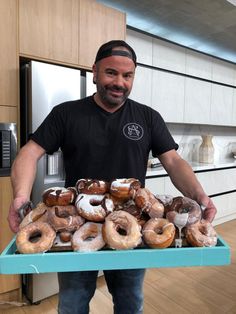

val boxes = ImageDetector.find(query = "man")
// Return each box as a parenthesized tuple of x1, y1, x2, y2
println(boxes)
(8, 40, 216, 314)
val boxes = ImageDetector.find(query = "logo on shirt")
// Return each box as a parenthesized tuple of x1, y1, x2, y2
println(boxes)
(123, 123, 144, 141)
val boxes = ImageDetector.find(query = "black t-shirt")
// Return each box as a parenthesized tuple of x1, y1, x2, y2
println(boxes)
(31, 96, 178, 187)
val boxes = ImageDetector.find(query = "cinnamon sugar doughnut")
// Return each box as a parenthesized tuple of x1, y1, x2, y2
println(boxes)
(110, 178, 141, 200)
(135, 188, 164, 218)
(19, 202, 48, 229)
(75, 194, 114, 222)
(166, 196, 202, 227)
(16, 222, 56, 254)
(72, 222, 105, 252)
(102, 210, 142, 250)
(185, 219, 217, 247)
(76, 179, 109, 195)
(42, 187, 76, 206)
(47, 205, 85, 232)
(142, 218, 175, 248)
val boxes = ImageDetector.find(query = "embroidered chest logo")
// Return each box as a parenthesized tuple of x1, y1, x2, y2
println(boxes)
(123, 123, 144, 141)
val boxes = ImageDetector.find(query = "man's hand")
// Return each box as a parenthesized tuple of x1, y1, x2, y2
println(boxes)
(7, 196, 28, 233)
(201, 197, 217, 223)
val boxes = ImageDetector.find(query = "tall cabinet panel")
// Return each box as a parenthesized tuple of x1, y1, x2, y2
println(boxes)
(0, 0, 18, 108)
(19, 0, 80, 64)
(78, 0, 126, 69)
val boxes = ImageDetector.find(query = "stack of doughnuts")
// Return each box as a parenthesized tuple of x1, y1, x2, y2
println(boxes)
(16, 179, 218, 254)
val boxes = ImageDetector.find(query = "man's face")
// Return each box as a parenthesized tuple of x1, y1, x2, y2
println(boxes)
(93, 53, 135, 108)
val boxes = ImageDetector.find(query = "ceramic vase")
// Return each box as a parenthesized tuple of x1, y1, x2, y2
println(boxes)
(199, 134, 214, 164)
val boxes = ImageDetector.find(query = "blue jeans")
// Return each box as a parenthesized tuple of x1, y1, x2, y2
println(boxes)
(57, 269, 146, 314)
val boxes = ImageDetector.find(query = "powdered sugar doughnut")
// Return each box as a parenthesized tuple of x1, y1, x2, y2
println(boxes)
(75, 194, 114, 222)
(72, 222, 105, 252)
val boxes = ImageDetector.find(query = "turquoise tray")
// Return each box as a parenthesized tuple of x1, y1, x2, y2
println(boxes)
(0, 236, 230, 274)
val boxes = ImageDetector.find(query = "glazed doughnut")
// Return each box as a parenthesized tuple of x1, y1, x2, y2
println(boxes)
(135, 188, 164, 218)
(59, 231, 73, 242)
(72, 222, 105, 252)
(185, 219, 217, 247)
(76, 179, 109, 195)
(19, 202, 49, 230)
(121, 200, 148, 226)
(102, 210, 142, 250)
(75, 194, 114, 222)
(47, 205, 85, 232)
(42, 187, 76, 206)
(16, 222, 56, 254)
(166, 196, 202, 227)
(142, 218, 175, 248)
(110, 178, 141, 200)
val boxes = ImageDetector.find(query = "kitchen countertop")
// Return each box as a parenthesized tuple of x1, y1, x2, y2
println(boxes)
(146, 159, 236, 177)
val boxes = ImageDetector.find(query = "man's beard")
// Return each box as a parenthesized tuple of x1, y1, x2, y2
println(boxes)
(96, 83, 130, 108)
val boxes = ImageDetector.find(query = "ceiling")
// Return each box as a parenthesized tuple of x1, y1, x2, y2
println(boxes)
(98, 0, 236, 64)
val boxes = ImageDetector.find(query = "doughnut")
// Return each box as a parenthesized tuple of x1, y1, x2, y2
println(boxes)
(110, 178, 141, 201)
(72, 222, 105, 252)
(135, 188, 164, 218)
(19, 202, 49, 229)
(59, 231, 73, 242)
(75, 194, 114, 222)
(142, 218, 175, 248)
(16, 222, 56, 254)
(76, 179, 109, 195)
(166, 196, 202, 227)
(185, 219, 217, 247)
(102, 210, 142, 250)
(42, 187, 76, 206)
(47, 205, 85, 232)
(121, 200, 148, 226)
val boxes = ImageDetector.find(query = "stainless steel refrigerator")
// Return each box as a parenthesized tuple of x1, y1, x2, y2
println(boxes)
(20, 60, 95, 303)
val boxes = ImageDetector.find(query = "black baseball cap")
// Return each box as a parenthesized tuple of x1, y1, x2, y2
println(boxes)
(94, 40, 137, 66)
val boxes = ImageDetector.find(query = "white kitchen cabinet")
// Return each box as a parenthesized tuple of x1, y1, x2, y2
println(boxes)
(145, 177, 165, 195)
(126, 29, 153, 66)
(151, 70, 185, 122)
(130, 66, 152, 107)
(210, 84, 233, 126)
(212, 193, 236, 225)
(184, 77, 211, 124)
(152, 38, 186, 73)
(185, 50, 212, 80)
(164, 176, 181, 197)
(196, 168, 236, 196)
(232, 89, 236, 126)
(212, 59, 235, 85)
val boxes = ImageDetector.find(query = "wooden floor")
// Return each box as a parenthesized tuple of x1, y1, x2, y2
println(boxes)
(1, 219, 235, 314)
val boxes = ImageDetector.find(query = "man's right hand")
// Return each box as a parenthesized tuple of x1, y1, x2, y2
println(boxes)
(8, 197, 28, 233)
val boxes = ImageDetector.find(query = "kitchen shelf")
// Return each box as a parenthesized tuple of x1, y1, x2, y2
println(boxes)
(0, 236, 230, 274)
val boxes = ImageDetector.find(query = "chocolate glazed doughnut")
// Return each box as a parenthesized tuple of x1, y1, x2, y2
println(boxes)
(42, 187, 77, 206)
(76, 179, 109, 195)
(109, 178, 141, 200)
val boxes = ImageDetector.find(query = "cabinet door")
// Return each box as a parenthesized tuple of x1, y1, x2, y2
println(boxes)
(152, 38, 186, 73)
(212, 193, 236, 225)
(210, 85, 234, 126)
(184, 77, 211, 124)
(212, 59, 235, 85)
(78, 0, 126, 69)
(130, 66, 152, 107)
(185, 50, 212, 80)
(19, 0, 79, 64)
(145, 177, 165, 195)
(126, 28, 153, 66)
(0, 177, 21, 295)
(152, 70, 185, 122)
(233, 89, 236, 126)
(0, 0, 18, 107)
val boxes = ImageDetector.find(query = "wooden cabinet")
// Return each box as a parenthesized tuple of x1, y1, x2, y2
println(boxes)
(78, 0, 126, 69)
(0, 0, 18, 108)
(0, 177, 21, 299)
(19, 0, 126, 69)
(19, 0, 80, 65)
